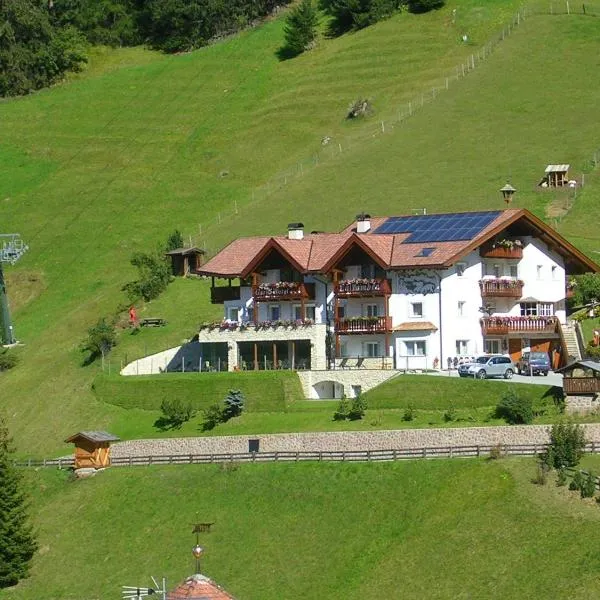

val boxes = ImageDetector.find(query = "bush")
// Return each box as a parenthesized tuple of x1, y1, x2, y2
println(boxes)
(569, 470, 584, 492)
(322, 0, 406, 35)
(407, 0, 444, 13)
(556, 467, 568, 487)
(545, 421, 587, 468)
(160, 398, 196, 428)
(80, 318, 117, 362)
(202, 403, 225, 431)
(333, 396, 349, 421)
(348, 393, 367, 421)
(165, 230, 183, 252)
(443, 402, 457, 422)
(581, 471, 597, 498)
(123, 249, 172, 302)
(402, 404, 415, 422)
(282, 0, 318, 58)
(532, 461, 549, 486)
(488, 444, 505, 460)
(223, 389, 245, 420)
(494, 389, 533, 425)
(0, 350, 18, 372)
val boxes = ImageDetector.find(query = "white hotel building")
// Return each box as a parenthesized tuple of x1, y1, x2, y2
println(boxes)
(196, 209, 598, 372)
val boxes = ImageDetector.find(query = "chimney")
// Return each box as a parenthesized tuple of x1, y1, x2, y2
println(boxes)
(287, 222, 304, 240)
(356, 212, 371, 234)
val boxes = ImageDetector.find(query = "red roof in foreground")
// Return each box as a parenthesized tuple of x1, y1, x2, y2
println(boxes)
(167, 574, 236, 600)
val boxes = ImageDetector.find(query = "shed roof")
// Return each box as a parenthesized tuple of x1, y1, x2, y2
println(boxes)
(64, 431, 121, 444)
(167, 574, 236, 600)
(166, 247, 206, 256)
(556, 360, 600, 374)
(545, 164, 570, 173)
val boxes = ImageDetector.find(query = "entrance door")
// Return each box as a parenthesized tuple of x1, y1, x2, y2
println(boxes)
(508, 339, 521, 363)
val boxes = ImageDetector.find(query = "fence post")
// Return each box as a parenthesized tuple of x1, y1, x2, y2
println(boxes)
(476, 446, 480, 457)
(449, 447, 453, 458)
(58, 459, 62, 469)
(393, 449, 397, 460)
(422, 447, 427, 458)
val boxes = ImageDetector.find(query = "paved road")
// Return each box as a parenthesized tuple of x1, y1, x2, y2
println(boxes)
(428, 370, 563, 387)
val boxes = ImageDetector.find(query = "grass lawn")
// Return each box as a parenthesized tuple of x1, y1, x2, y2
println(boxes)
(7, 457, 600, 600)
(2, 1, 600, 457)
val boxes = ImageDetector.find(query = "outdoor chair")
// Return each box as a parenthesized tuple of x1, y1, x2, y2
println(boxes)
(338, 358, 349, 369)
(356, 357, 366, 369)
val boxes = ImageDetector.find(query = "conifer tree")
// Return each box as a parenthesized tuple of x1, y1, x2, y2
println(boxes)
(283, 0, 318, 57)
(0, 416, 37, 588)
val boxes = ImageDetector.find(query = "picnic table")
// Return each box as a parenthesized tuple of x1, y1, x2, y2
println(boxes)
(140, 317, 167, 327)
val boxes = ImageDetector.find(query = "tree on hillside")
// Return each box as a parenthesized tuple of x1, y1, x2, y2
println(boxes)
(282, 0, 318, 58)
(0, 0, 87, 97)
(407, 0, 444, 13)
(321, 0, 405, 35)
(165, 230, 184, 252)
(80, 318, 117, 363)
(0, 416, 38, 588)
(123, 249, 172, 302)
(571, 273, 600, 309)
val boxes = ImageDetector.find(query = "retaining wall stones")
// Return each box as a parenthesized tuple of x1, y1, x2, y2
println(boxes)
(297, 370, 399, 399)
(112, 424, 600, 458)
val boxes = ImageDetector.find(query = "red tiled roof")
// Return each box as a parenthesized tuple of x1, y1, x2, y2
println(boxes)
(393, 321, 438, 331)
(197, 209, 599, 277)
(167, 574, 236, 600)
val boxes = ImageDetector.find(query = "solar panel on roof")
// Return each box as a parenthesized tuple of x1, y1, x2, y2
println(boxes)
(373, 211, 500, 242)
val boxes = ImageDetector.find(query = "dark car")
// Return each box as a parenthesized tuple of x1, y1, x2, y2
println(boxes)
(517, 351, 550, 376)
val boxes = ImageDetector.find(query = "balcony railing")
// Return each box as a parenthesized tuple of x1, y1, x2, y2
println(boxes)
(479, 244, 523, 259)
(252, 282, 315, 302)
(480, 316, 559, 336)
(335, 316, 392, 334)
(211, 286, 241, 304)
(335, 278, 392, 298)
(479, 279, 524, 299)
(563, 377, 600, 395)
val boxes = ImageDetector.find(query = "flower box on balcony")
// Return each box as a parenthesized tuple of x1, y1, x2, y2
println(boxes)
(479, 279, 524, 299)
(252, 282, 315, 302)
(335, 316, 392, 334)
(480, 240, 523, 259)
(480, 316, 558, 336)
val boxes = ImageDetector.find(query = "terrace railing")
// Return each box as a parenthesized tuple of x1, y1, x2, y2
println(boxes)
(479, 279, 524, 299)
(335, 278, 392, 298)
(335, 316, 392, 334)
(479, 244, 523, 259)
(480, 316, 559, 336)
(252, 282, 315, 302)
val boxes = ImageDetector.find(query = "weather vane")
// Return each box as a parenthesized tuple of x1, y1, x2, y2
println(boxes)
(192, 522, 214, 574)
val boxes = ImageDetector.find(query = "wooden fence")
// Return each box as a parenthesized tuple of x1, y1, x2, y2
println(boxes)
(13, 442, 600, 468)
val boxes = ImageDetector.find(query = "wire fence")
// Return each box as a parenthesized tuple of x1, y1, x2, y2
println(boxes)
(13, 441, 600, 468)
(187, 0, 600, 258)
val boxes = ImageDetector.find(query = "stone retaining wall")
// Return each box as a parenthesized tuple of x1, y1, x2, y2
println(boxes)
(112, 424, 600, 458)
(297, 370, 399, 399)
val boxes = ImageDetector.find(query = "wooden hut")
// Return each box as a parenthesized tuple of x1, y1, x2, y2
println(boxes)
(64, 431, 120, 469)
(556, 360, 600, 414)
(544, 164, 570, 187)
(166, 247, 205, 277)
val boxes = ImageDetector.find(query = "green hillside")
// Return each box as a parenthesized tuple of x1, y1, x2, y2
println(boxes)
(8, 458, 600, 600)
(1, 0, 600, 455)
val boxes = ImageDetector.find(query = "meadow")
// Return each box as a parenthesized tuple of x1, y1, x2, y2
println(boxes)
(1, 0, 600, 459)
(7, 456, 600, 600)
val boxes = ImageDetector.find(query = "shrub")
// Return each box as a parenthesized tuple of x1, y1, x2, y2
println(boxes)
(160, 398, 196, 428)
(545, 421, 587, 468)
(165, 230, 183, 252)
(443, 402, 457, 422)
(123, 249, 172, 302)
(223, 389, 245, 420)
(494, 389, 533, 425)
(202, 403, 225, 431)
(532, 461, 548, 486)
(333, 396, 349, 421)
(348, 393, 367, 420)
(585, 342, 600, 360)
(402, 404, 415, 422)
(347, 98, 372, 119)
(0, 350, 18, 372)
(556, 467, 568, 486)
(569, 470, 584, 492)
(282, 0, 318, 58)
(488, 444, 505, 460)
(407, 0, 445, 13)
(80, 318, 117, 362)
(581, 471, 597, 498)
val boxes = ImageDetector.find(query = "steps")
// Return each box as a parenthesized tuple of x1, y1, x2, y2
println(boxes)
(562, 321, 582, 361)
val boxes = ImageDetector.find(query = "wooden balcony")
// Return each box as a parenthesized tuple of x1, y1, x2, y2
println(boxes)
(479, 279, 524, 299)
(335, 278, 392, 298)
(335, 316, 392, 334)
(563, 377, 600, 395)
(211, 286, 241, 304)
(252, 282, 315, 302)
(480, 316, 559, 336)
(479, 245, 523, 259)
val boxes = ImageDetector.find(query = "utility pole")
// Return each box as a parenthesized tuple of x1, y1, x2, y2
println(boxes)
(0, 234, 29, 345)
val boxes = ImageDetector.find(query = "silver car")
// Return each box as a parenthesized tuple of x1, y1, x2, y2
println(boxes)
(458, 355, 515, 380)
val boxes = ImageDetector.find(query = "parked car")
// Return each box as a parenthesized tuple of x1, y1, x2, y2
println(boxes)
(458, 355, 515, 380)
(516, 351, 550, 376)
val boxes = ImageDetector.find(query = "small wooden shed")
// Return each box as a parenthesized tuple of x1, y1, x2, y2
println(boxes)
(544, 164, 570, 187)
(65, 431, 120, 469)
(166, 247, 205, 277)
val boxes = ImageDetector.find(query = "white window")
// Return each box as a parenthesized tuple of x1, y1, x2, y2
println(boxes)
(456, 340, 469, 355)
(457, 301, 466, 317)
(509, 265, 518, 278)
(293, 305, 316, 320)
(520, 302, 537, 316)
(365, 304, 379, 317)
(520, 302, 554, 317)
(536, 265, 543, 280)
(484, 339, 501, 354)
(405, 341, 426, 356)
(269, 305, 280, 321)
(456, 262, 467, 277)
(340, 342, 349, 357)
(247, 306, 254, 322)
(538, 302, 553, 316)
(551, 265, 557, 280)
(493, 264, 501, 278)
(227, 306, 239, 321)
(410, 302, 423, 318)
(364, 342, 380, 357)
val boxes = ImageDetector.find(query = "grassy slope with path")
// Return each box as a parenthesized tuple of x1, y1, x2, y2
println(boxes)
(7, 457, 600, 600)
(1, 1, 600, 457)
